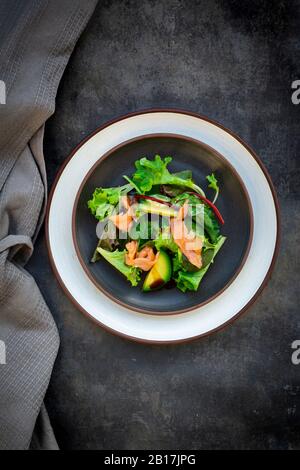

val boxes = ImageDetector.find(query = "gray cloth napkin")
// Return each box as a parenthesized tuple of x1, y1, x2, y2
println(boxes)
(0, 0, 98, 450)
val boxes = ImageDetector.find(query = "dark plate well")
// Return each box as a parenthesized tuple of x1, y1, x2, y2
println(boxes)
(74, 135, 252, 314)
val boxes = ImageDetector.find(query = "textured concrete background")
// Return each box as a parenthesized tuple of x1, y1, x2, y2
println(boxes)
(27, 0, 300, 449)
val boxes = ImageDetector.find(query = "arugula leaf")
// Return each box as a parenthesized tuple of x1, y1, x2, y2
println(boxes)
(131, 155, 206, 196)
(123, 175, 142, 194)
(206, 173, 219, 204)
(87, 183, 132, 221)
(175, 236, 226, 292)
(97, 248, 141, 286)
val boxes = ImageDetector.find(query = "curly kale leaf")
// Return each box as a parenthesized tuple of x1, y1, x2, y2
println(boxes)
(87, 183, 132, 220)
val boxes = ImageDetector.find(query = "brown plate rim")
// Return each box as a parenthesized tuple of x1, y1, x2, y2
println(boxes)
(71, 133, 254, 316)
(45, 108, 280, 344)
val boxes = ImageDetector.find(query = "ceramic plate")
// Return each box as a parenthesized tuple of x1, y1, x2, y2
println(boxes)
(46, 110, 280, 343)
(73, 134, 253, 315)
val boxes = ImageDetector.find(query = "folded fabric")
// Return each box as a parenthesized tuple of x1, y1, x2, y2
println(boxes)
(0, 0, 98, 450)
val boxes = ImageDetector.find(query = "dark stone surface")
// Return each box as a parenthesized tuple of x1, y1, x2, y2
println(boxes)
(27, 0, 300, 449)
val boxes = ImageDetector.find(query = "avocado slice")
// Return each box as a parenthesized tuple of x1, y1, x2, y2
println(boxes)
(201, 248, 215, 268)
(139, 199, 176, 218)
(143, 250, 172, 292)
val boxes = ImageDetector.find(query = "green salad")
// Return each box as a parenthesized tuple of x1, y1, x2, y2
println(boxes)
(87, 155, 226, 293)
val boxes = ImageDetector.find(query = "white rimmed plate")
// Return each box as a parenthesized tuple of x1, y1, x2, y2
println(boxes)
(46, 110, 280, 343)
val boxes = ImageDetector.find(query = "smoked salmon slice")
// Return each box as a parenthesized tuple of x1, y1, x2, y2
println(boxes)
(110, 212, 133, 232)
(125, 241, 159, 271)
(125, 240, 138, 265)
(171, 203, 202, 269)
(109, 196, 134, 232)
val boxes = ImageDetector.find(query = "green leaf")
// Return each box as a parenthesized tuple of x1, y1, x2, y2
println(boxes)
(154, 228, 178, 253)
(95, 202, 114, 220)
(129, 214, 160, 242)
(154, 228, 186, 274)
(161, 185, 186, 197)
(204, 206, 220, 243)
(206, 173, 219, 203)
(173, 250, 184, 273)
(132, 155, 206, 196)
(175, 236, 226, 292)
(172, 169, 193, 181)
(123, 175, 142, 194)
(132, 155, 171, 193)
(91, 219, 121, 261)
(206, 172, 218, 191)
(97, 248, 141, 286)
(87, 183, 132, 221)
